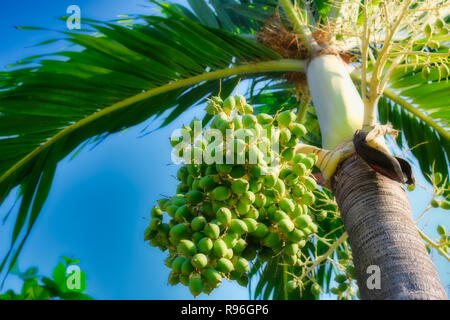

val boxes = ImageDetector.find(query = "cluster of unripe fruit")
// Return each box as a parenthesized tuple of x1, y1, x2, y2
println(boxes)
(145, 94, 321, 297)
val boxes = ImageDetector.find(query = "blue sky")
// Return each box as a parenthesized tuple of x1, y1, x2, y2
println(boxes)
(0, 0, 448, 299)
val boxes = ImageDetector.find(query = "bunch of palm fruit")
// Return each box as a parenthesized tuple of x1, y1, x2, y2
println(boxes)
(145, 94, 321, 297)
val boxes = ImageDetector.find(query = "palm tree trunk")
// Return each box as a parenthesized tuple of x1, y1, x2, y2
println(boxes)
(332, 154, 447, 300)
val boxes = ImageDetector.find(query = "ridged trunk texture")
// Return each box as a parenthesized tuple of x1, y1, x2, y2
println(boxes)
(332, 154, 447, 300)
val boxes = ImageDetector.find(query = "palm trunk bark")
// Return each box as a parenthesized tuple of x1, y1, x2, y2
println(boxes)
(332, 154, 447, 300)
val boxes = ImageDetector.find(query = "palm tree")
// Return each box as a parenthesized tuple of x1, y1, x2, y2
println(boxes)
(0, 0, 448, 299)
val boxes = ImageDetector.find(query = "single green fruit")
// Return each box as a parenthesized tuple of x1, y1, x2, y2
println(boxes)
(170, 223, 188, 240)
(279, 198, 295, 214)
(230, 166, 246, 178)
(301, 192, 315, 205)
(185, 190, 203, 204)
(233, 238, 247, 254)
(257, 113, 273, 125)
(440, 201, 450, 210)
(287, 229, 305, 242)
(230, 219, 248, 235)
(168, 272, 180, 286)
(213, 239, 228, 258)
(216, 207, 232, 225)
(431, 199, 441, 208)
(189, 274, 204, 297)
(151, 206, 163, 219)
(237, 273, 249, 287)
(437, 224, 446, 236)
(199, 175, 216, 191)
(277, 110, 297, 127)
(203, 268, 222, 288)
(216, 163, 233, 174)
(278, 218, 295, 233)
(234, 257, 250, 273)
(191, 216, 207, 232)
(335, 274, 347, 283)
(231, 178, 249, 195)
(172, 256, 186, 274)
(252, 223, 269, 238)
(242, 218, 258, 233)
(285, 243, 299, 255)
(181, 259, 194, 275)
(203, 223, 221, 240)
(198, 237, 213, 254)
(191, 253, 208, 269)
(178, 239, 197, 256)
(240, 191, 255, 205)
(223, 96, 235, 115)
(290, 123, 307, 137)
(216, 258, 234, 273)
(211, 186, 231, 201)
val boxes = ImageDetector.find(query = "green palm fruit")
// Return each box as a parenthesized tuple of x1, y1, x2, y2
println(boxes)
(422, 66, 431, 81)
(301, 192, 315, 205)
(437, 224, 446, 236)
(179, 274, 190, 286)
(225, 248, 234, 259)
(292, 184, 306, 197)
(203, 223, 221, 240)
(235, 95, 246, 113)
(186, 175, 195, 187)
(290, 123, 307, 137)
(293, 153, 305, 163)
(249, 179, 263, 193)
(337, 250, 350, 261)
(205, 165, 218, 175)
(243, 103, 253, 114)
(277, 110, 297, 127)
(198, 237, 213, 254)
(187, 164, 201, 177)
(264, 173, 277, 188)
(428, 40, 440, 49)
(189, 274, 203, 297)
(240, 191, 255, 205)
(273, 179, 286, 197)
(158, 223, 171, 235)
(242, 114, 257, 128)
(243, 218, 258, 233)
(257, 113, 273, 125)
(346, 265, 356, 278)
(181, 259, 194, 275)
(279, 127, 291, 144)
(254, 193, 267, 208)
(278, 218, 295, 234)
(234, 257, 250, 273)
(431, 199, 440, 208)
(216, 258, 234, 273)
(191, 253, 208, 269)
(191, 216, 207, 232)
(216, 163, 233, 174)
(335, 274, 347, 283)
(435, 18, 445, 29)
(285, 243, 299, 255)
(287, 229, 305, 242)
(175, 205, 191, 222)
(440, 201, 450, 210)
(338, 283, 349, 292)
(171, 256, 186, 274)
(150, 218, 161, 231)
(237, 273, 249, 287)
(185, 190, 203, 204)
(192, 232, 204, 244)
(230, 166, 246, 178)
(172, 194, 187, 206)
(211, 186, 231, 201)
(425, 23, 433, 38)
(157, 198, 170, 211)
(252, 223, 269, 238)
(178, 239, 197, 256)
(151, 206, 163, 219)
(191, 179, 200, 191)
(231, 178, 249, 195)
(279, 167, 292, 179)
(223, 96, 235, 115)
(293, 163, 307, 177)
(264, 232, 281, 248)
(281, 148, 294, 161)
(213, 239, 228, 258)
(230, 219, 248, 235)
(202, 201, 214, 217)
(206, 100, 220, 115)
(294, 215, 312, 229)
(168, 272, 180, 286)
(223, 233, 239, 248)
(216, 207, 232, 225)
(285, 254, 297, 265)
(316, 210, 328, 221)
(236, 201, 250, 216)
(279, 198, 295, 214)
(233, 115, 243, 130)
(198, 175, 216, 191)
(169, 223, 188, 240)
(286, 280, 298, 292)
(250, 165, 263, 179)
(290, 204, 303, 218)
(303, 176, 318, 190)
(232, 238, 247, 254)
(177, 184, 189, 194)
(203, 268, 222, 288)
(274, 210, 289, 222)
